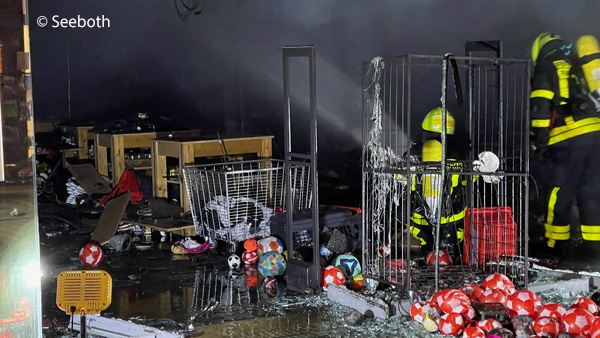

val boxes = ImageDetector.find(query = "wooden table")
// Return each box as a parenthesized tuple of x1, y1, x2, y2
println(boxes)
(152, 135, 274, 211)
(93, 130, 201, 186)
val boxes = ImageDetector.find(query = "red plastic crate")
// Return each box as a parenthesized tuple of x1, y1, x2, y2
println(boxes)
(463, 207, 517, 266)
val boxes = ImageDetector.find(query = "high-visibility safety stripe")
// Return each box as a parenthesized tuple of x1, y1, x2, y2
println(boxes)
(547, 187, 560, 225)
(545, 223, 570, 233)
(411, 208, 466, 225)
(545, 231, 570, 240)
(409, 226, 427, 245)
(531, 89, 555, 100)
(548, 117, 600, 145)
(581, 225, 600, 234)
(582, 233, 600, 241)
(532, 119, 551, 128)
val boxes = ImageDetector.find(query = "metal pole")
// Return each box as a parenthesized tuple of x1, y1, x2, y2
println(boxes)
(435, 53, 451, 292)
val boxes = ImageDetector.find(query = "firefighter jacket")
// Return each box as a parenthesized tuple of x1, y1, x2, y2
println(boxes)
(530, 39, 600, 150)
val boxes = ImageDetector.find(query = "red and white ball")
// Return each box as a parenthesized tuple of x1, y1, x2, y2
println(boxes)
(571, 296, 599, 316)
(590, 316, 600, 338)
(256, 236, 284, 256)
(462, 326, 485, 338)
(426, 250, 453, 266)
(378, 245, 391, 257)
(242, 250, 259, 265)
(479, 288, 507, 306)
(79, 242, 104, 267)
(451, 304, 476, 322)
(506, 289, 542, 318)
(538, 303, 567, 322)
(439, 312, 465, 336)
(532, 316, 560, 337)
(410, 301, 441, 324)
(321, 265, 345, 291)
(439, 290, 471, 314)
(483, 273, 515, 295)
(460, 284, 484, 302)
(562, 307, 595, 337)
(475, 318, 502, 334)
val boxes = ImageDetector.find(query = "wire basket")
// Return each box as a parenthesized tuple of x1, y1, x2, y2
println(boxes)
(183, 159, 312, 244)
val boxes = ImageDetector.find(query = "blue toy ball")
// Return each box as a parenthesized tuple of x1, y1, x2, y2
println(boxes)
(258, 251, 286, 277)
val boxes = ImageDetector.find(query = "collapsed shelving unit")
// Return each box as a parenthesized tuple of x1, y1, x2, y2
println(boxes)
(361, 54, 531, 295)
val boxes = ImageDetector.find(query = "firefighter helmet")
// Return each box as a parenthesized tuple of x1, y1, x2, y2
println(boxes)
(532, 32, 560, 65)
(422, 107, 455, 135)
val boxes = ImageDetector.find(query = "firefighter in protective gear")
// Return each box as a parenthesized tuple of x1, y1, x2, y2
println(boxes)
(407, 107, 469, 256)
(530, 33, 600, 250)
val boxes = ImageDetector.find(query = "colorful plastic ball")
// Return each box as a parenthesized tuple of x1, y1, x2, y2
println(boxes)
(483, 273, 515, 295)
(79, 242, 104, 267)
(475, 318, 502, 334)
(378, 245, 391, 257)
(462, 326, 485, 338)
(386, 259, 408, 274)
(242, 250, 259, 265)
(333, 254, 361, 278)
(479, 288, 507, 306)
(257, 237, 284, 256)
(506, 289, 542, 318)
(243, 238, 257, 251)
(439, 312, 465, 336)
(283, 250, 303, 262)
(257, 252, 286, 277)
(460, 284, 484, 302)
(538, 303, 567, 322)
(438, 290, 471, 314)
(426, 250, 453, 266)
(562, 307, 594, 337)
(349, 274, 364, 291)
(571, 296, 599, 316)
(227, 254, 241, 269)
(533, 316, 560, 337)
(321, 265, 346, 291)
(431, 288, 458, 305)
(243, 265, 259, 289)
(320, 245, 333, 258)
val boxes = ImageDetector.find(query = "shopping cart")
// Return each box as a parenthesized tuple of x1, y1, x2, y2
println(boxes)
(182, 159, 312, 249)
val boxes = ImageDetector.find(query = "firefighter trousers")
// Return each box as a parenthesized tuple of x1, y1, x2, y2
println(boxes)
(544, 132, 600, 247)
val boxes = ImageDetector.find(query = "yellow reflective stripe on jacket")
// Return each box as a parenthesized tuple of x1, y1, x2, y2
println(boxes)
(532, 119, 551, 128)
(547, 187, 559, 225)
(531, 89, 555, 100)
(548, 117, 600, 145)
(581, 225, 600, 234)
(582, 233, 600, 241)
(411, 208, 466, 225)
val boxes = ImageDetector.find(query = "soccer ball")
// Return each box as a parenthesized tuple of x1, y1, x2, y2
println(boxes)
(431, 288, 458, 305)
(439, 312, 465, 336)
(462, 326, 486, 338)
(321, 265, 346, 291)
(571, 296, 599, 316)
(378, 245, 391, 257)
(79, 242, 104, 267)
(506, 290, 542, 318)
(562, 307, 594, 337)
(460, 284, 484, 302)
(386, 259, 408, 274)
(479, 288, 507, 306)
(426, 250, 453, 266)
(590, 317, 600, 338)
(483, 273, 515, 295)
(533, 316, 560, 337)
(242, 250, 259, 265)
(438, 290, 471, 314)
(257, 252, 286, 277)
(228, 254, 241, 269)
(410, 301, 441, 324)
(451, 304, 476, 323)
(475, 318, 502, 334)
(257, 236, 283, 256)
(243, 265, 259, 289)
(538, 303, 567, 322)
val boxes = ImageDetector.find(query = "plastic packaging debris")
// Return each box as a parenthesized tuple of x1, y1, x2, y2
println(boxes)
(171, 237, 210, 254)
(10, 208, 20, 217)
(45, 231, 62, 238)
(109, 233, 132, 251)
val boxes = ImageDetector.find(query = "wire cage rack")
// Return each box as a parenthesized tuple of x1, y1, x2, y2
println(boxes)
(182, 159, 313, 244)
(361, 54, 530, 295)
